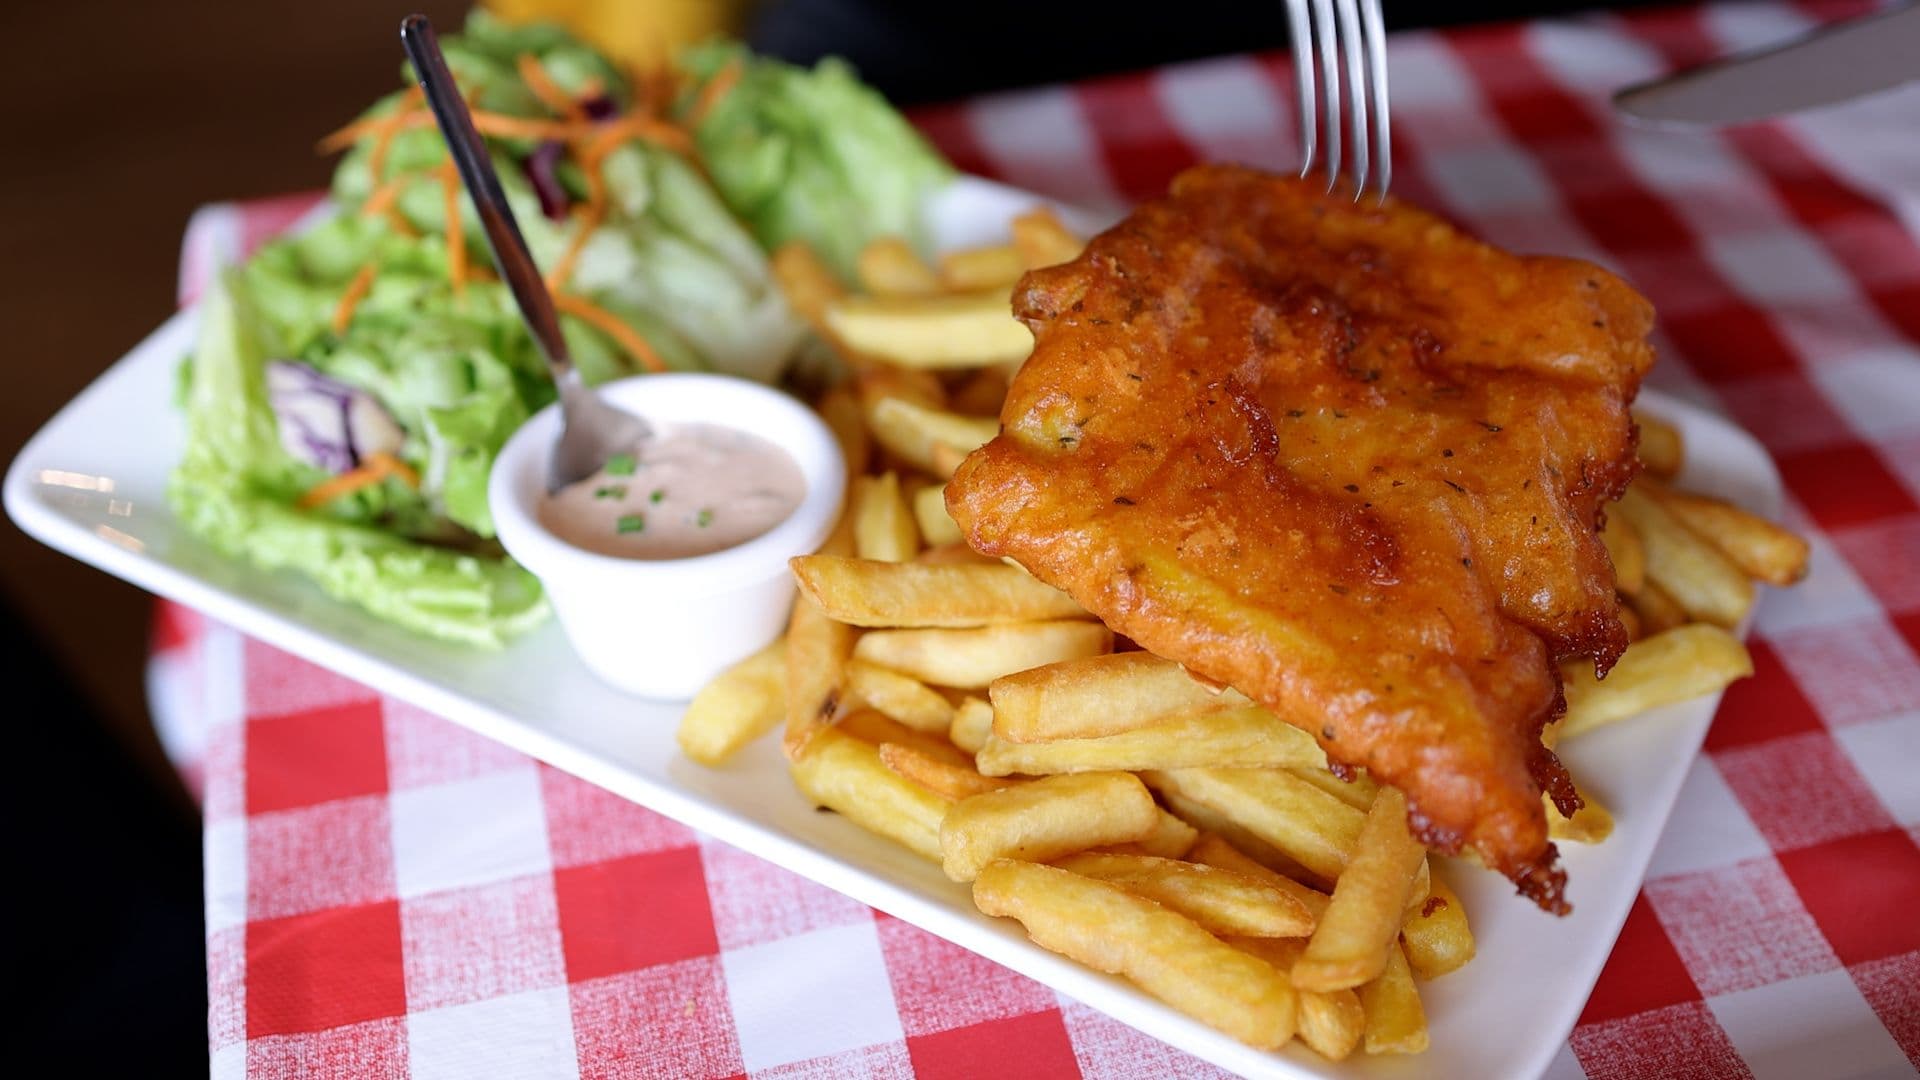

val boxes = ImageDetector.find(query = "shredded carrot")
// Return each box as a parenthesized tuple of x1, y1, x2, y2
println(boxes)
(359, 171, 421, 221)
(296, 452, 419, 510)
(332, 263, 378, 337)
(580, 111, 694, 167)
(385, 205, 419, 238)
(322, 109, 587, 153)
(685, 57, 743, 128)
(517, 53, 583, 120)
(543, 201, 606, 293)
(553, 292, 667, 373)
(438, 161, 467, 298)
(320, 85, 424, 155)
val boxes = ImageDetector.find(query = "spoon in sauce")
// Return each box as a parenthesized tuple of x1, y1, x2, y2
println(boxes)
(400, 14, 649, 492)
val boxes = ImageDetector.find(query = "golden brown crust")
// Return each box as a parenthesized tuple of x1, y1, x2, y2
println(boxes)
(947, 166, 1653, 911)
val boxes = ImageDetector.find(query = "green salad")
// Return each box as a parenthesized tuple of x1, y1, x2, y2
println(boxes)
(170, 11, 950, 646)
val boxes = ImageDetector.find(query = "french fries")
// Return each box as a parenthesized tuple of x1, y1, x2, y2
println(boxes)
(853, 620, 1112, 688)
(1011, 207, 1085, 269)
(843, 660, 954, 733)
(1054, 852, 1315, 938)
(852, 472, 920, 561)
(1399, 875, 1474, 980)
(940, 772, 1157, 881)
(790, 727, 947, 861)
(865, 396, 999, 477)
(1635, 410, 1684, 477)
(1292, 789, 1427, 992)
(913, 484, 963, 545)
(1648, 483, 1810, 586)
(1557, 623, 1753, 740)
(676, 640, 786, 766)
(825, 290, 1034, 369)
(1357, 945, 1429, 1055)
(990, 651, 1248, 742)
(938, 244, 1028, 291)
(856, 236, 941, 296)
(977, 707, 1327, 777)
(1617, 486, 1754, 628)
(974, 859, 1298, 1050)
(792, 556, 1086, 627)
(684, 212, 1813, 1064)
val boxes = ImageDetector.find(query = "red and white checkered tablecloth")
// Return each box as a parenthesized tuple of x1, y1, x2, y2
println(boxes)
(146, 2, 1919, 1076)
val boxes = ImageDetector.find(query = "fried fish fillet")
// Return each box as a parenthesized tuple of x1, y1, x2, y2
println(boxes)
(947, 166, 1654, 912)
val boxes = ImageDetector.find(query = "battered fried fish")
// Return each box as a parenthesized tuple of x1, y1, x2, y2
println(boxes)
(947, 166, 1654, 912)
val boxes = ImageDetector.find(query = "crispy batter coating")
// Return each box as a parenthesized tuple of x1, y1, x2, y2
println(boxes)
(947, 167, 1654, 911)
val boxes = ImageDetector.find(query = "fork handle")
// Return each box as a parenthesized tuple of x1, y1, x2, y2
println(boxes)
(400, 14, 575, 384)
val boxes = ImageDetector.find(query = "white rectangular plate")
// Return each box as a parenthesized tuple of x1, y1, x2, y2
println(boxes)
(6, 177, 1781, 1080)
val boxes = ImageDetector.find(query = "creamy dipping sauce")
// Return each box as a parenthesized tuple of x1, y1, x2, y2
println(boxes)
(539, 422, 805, 559)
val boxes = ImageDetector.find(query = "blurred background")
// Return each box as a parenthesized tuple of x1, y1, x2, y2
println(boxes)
(1, 0, 1660, 1073)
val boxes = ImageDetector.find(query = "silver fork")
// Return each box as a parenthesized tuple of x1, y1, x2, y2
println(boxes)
(1285, 0, 1392, 200)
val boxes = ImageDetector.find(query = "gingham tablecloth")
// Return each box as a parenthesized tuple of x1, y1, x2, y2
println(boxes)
(149, 2, 1919, 1076)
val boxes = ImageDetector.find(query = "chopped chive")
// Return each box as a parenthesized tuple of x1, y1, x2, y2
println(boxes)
(616, 514, 646, 534)
(695, 508, 714, 528)
(604, 453, 637, 476)
(593, 485, 627, 500)
(650, 488, 665, 504)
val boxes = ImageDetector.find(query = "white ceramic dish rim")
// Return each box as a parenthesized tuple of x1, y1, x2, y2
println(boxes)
(2, 176, 1782, 1080)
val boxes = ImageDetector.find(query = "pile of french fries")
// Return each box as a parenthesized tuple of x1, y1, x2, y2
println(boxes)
(674, 212, 1811, 1061)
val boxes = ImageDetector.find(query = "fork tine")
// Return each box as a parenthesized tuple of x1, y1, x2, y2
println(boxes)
(1336, 0, 1369, 200)
(1361, 0, 1392, 200)
(1285, 0, 1316, 178)
(1310, 0, 1342, 193)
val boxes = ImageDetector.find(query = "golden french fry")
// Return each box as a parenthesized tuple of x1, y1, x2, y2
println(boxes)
(974, 860, 1297, 1050)
(857, 236, 941, 296)
(837, 708, 975, 770)
(1400, 874, 1474, 980)
(878, 741, 1013, 800)
(675, 640, 787, 766)
(825, 290, 1034, 369)
(782, 510, 856, 759)
(852, 472, 920, 562)
(914, 484, 964, 546)
(1285, 764, 1380, 811)
(854, 620, 1112, 689)
(1144, 768, 1366, 885)
(1602, 511, 1646, 596)
(771, 241, 845, 328)
(1293, 789, 1428, 992)
(1168, 798, 1315, 882)
(915, 542, 993, 566)
(791, 556, 1085, 628)
(949, 695, 994, 754)
(1617, 486, 1754, 627)
(1649, 484, 1810, 586)
(1189, 833, 1332, 920)
(1357, 944, 1429, 1055)
(1635, 410, 1684, 478)
(790, 727, 947, 860)
(1619, 601, 1643, 642)
(1055, 852, 1316, 938)
(1547, 787, 1614, 843)
(856, 364, 947, 411)
(844, 660, 954, 733)
(1011, 207, 1085, 269)
(940, 772, 1158, 881)
(1558, 623, 1753, 740)
(1630, 578, 1690, 636)
(938, 244, 1028, 291)
(1227, 936, 1361, 1061)
(977, 707, 1327, 777)
(816, 384, 870, 481)
(865, 396, 999, 477)
(989, 652, 1248, 742)
(1118, 808, 1201, 860)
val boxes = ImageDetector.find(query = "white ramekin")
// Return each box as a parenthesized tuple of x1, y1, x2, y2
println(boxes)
(490, 374, 844, 699)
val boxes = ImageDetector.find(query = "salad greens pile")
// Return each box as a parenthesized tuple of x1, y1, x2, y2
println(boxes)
(170, 11, 951, 646)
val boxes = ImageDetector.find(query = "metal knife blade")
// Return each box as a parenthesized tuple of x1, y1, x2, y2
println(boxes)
(1614, 3, 1920, 128)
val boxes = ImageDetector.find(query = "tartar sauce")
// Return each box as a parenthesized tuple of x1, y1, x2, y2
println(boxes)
(539, 422, 805, 560)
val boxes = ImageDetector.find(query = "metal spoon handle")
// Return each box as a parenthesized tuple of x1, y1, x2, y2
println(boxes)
(399, 14, 574, 385)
